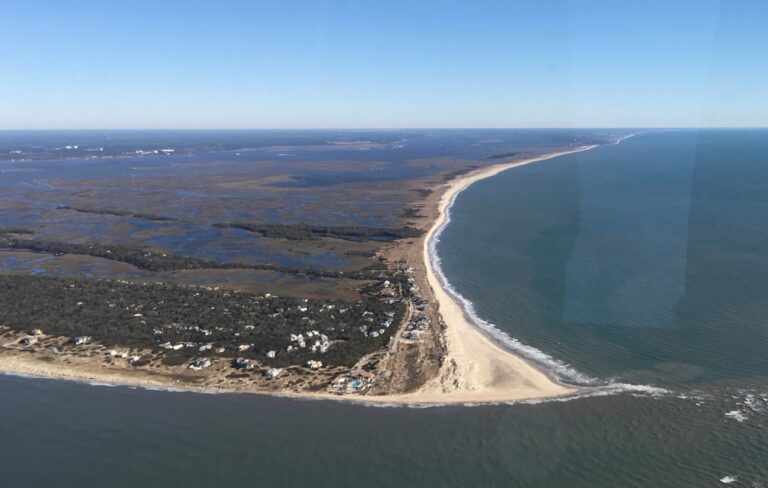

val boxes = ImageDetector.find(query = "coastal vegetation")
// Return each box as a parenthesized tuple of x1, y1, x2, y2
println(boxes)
(0, 274, 405, 368)
(58, 206, 422, 242)
(57, 206, 178, 222)
(0, 228, 34, 235)
(213, 222, 422, 241)
(485, 151, 518, 160)
(0, 234, 389, 279)
(441, 166, 480, 181)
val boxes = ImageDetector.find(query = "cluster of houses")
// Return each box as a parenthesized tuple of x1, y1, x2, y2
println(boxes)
(287, 330, 330, 353)
(138, 277, 407, 370)
(402, 303, 430, 340)
(220, 355, 325, 381)
(329, 369, 375, 393)
(394, 264, 430, 341)
(130, 148, 175, 156)
(358, 309, 396, 339)
(160, 341, 226, 353)
(146, 293, 365, 360)
(106, 349, 142, 363)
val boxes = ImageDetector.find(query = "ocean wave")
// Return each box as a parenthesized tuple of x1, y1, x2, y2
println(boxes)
(360, 383, 675, 409)
(429, 178, 598, 386)
(0, 369, 224, 395)
(725, 410, 749, 422)
(427, 142, 675, 400)
(723, 389, 768, 423)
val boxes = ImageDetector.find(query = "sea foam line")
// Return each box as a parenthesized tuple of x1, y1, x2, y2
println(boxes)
(427, 141, 669, 397)
(428, 169, 598, 386)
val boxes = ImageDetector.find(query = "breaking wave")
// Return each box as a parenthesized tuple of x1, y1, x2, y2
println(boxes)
(427, 146, 669, 399)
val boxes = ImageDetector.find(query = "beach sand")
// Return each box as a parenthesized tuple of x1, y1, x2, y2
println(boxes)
(0, 145, 596, 405)
(363, 145, 597, 404)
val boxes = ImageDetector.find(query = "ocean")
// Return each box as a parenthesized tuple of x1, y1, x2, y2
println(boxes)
(2, 130, 767, 486)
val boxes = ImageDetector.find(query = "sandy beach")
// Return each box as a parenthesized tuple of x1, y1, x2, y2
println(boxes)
(372, 145, 597, 404)
(1, 145, 596, 405)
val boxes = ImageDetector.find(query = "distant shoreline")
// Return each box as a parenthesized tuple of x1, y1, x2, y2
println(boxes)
(0, 144, 599, 405)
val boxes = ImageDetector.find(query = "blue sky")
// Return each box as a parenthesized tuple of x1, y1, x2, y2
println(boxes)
(1, 0, 766, 129)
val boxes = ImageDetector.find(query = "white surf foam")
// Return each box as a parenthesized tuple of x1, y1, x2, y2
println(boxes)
(0, 369, 223, 395)
(430, 175, 599, 386)
(427, 139, 672, 399)
(725, 410, 748, 422)
(723, 389, 768, 423)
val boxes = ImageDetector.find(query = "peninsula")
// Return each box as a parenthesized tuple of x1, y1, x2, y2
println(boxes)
(0, 132, 608, 404)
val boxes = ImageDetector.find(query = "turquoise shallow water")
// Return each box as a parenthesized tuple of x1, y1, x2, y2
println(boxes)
(2, 130, 768, 486)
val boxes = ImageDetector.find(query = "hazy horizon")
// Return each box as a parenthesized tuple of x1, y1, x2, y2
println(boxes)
(1, 126, 767, 132)
(2, 0, 767, 129)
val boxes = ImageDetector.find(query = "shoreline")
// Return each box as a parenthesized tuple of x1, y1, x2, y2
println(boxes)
(0, 144, 598, 405)
(405, 145, 599, 403)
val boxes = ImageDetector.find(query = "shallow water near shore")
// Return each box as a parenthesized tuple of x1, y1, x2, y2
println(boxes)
(2, 130, 768, 486)
(1, 374, 766, 487)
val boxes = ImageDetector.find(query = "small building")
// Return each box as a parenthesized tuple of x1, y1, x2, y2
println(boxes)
(262, 368, 283, 379)
(232, 358, 254, 370)
(380, 288, 396, 297)
(347, 370, 375, 391)
(306, 360, 323, 370)
(329, 370, 375, 393)
(189, 358, 212, 370)
(266, 350, 276, 358)
(71, 336, 91, 345)
(19, 336, 37, 346)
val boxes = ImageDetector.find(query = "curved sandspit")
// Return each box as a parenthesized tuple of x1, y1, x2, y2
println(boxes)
(361, 146, 604, 405)
(2, 142, 667, 406)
